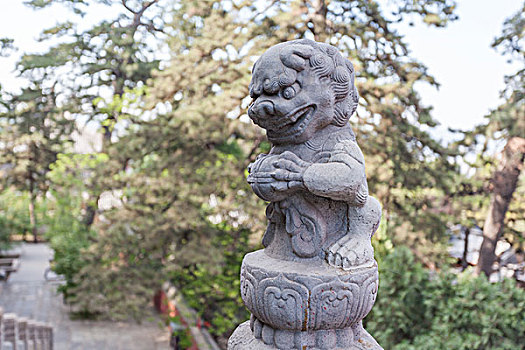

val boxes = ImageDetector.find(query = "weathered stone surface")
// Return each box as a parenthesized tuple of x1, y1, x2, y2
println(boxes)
(229, 320, 382, 350)
(229, 39, 382, 349)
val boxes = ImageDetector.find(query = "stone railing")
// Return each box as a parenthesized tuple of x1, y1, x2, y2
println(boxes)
(0, 307, 53, 350)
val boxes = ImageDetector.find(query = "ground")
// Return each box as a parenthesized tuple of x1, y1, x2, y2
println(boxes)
(0, 243, 170, 350)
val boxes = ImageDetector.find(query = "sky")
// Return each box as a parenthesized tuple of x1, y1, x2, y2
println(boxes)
(0, 0, 522, 142)
(398, 0, 522, 138)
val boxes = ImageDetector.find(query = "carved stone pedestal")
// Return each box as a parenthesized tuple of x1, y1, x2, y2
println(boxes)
(228, 250, 382, 350)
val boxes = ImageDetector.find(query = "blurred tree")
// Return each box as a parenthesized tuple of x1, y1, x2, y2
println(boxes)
(43, 153, 105, 299)
(475, 3, 524, 277)
(23, 0, 165, 146)
(0, 189, 31, 250)
(22, 0, 167, 226)
(0, 82, 74, 241)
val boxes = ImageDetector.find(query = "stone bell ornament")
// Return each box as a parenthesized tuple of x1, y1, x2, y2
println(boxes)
(228, 39, 382, 350)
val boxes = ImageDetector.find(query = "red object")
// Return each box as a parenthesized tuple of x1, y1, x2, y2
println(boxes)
(154, 290, 168, 314)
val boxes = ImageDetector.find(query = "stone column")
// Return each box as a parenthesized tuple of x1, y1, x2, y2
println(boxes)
(228, 39, 383, 350)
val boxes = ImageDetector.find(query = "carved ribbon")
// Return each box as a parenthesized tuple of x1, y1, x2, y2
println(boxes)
(281, 196, 326, 258)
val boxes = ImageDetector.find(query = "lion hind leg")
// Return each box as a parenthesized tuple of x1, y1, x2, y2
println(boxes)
(325, 196, 381, 270)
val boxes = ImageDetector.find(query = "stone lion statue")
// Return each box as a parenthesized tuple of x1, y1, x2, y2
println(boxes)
(247, 39, 381, 270)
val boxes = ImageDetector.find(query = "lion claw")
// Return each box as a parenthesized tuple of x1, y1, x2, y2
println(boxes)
(325, 236, 373, 270)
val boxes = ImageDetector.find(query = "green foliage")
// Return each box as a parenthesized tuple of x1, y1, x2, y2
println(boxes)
(22, 0, 165, 148)
(0, 83, 70, 192)
(0, 188, 32, 250)
(67, 216, 164, 320)
(44, 153, 103, 297)
(0, 188, 31, 236)
(46, 221, 93, 297)
(0, 216, 13, 251)
(44, 153, 167, 318)
(0, 80, 75, 241)
(366, 247, 525, 350)
(484, 2, 524, 141)
(170, 228, 254, 339)
(169, 315, 194, 349)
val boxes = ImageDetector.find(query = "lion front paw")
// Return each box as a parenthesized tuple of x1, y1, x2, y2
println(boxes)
(325, 235, 374, 270)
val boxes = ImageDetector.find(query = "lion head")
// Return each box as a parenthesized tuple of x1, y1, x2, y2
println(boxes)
(248, 39, 359, 144)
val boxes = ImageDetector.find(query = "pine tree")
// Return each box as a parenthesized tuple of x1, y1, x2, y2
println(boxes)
(22, 0, 167, 226)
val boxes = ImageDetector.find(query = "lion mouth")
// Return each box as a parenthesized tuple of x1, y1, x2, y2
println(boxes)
(267, 105, 316, 139)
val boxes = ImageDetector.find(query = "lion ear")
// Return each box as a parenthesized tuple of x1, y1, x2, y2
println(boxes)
(349, 85, 359, 116)
(251, 59, 259, 73)
(279, 45, 314, 71)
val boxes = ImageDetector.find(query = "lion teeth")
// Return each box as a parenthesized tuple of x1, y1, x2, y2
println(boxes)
(270, 106, 315, 138)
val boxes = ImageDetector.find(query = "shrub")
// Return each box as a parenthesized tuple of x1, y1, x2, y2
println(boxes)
(0, 188, 31, 249)
(44, 154, 100, 299)
(366, 247, 525, 350)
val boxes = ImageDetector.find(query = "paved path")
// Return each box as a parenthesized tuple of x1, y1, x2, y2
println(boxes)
(0, 243, 170, 350)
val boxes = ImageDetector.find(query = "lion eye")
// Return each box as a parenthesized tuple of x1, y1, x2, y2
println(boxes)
(282, 86, 296, 99)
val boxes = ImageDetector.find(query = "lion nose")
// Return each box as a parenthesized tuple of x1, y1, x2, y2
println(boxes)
(248, 100, 275, 122)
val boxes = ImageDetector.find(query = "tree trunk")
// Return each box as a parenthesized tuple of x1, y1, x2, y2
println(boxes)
(83, 195, 99, 227)
(475, 137, 525, 277)
(461, 226, 470, 270)
(29, 177, 38, 243)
